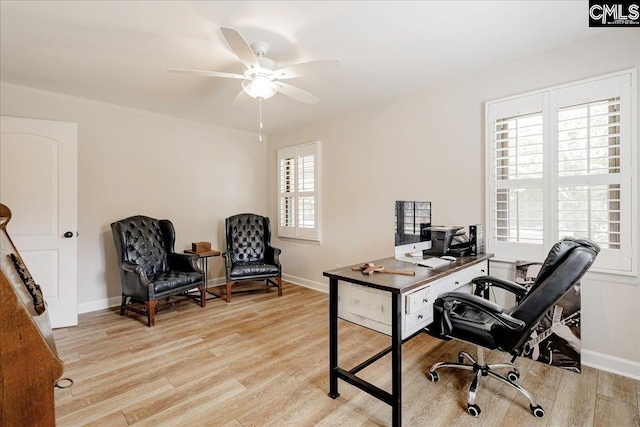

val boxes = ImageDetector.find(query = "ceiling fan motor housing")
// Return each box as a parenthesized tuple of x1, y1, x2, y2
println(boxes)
(250, 41, 270, 57)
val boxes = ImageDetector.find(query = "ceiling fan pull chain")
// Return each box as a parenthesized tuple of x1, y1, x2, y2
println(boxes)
(259, 97, 263, 142)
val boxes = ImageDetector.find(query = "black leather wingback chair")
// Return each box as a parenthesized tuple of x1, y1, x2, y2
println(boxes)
(426, 238, 599, 418)
(111, 215, 206, 326)
(221, 213, 282, 303)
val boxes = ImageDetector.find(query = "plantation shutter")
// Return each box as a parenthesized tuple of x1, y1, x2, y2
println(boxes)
(553, 75, 632, 271)
(278, 141, 321, 242)
(486, 71, 634, 272)
(487, 93, 547, 262)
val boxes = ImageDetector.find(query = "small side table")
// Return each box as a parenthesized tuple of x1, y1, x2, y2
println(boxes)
(184, 249, 221, 301)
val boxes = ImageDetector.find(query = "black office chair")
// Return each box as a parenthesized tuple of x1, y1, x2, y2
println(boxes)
(426, 237, 600, 418)
(221, 213, 282, 302)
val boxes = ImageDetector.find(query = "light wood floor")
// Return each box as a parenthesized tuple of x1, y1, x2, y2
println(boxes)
(53, 282, 640, 427)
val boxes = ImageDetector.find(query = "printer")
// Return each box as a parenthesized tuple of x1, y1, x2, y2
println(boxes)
(425, 226, 471, 257)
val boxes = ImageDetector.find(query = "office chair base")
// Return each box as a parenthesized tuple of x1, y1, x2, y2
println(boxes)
(428, 347, 544, 418)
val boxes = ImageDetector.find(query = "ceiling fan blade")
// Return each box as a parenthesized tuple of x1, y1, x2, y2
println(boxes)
(167, 68, 245, 80)
(274, 59, 342, 80)
(231, 90, 251, 106)
(220, 27, 260, 69)
(275, 82, 319, 104)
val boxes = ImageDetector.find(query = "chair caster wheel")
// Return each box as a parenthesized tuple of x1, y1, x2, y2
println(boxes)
(507, 370, 520, 382)
(530, 404, 545, 418)
(467, 404, 481, 417)
(428, 372, 439, 382)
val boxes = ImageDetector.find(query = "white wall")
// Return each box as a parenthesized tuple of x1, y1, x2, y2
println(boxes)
(267, 29, 640, 377)
(1, 82, 267, 310)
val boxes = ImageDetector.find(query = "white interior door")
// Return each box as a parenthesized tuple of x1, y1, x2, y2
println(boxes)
(0, 116, 78, 328)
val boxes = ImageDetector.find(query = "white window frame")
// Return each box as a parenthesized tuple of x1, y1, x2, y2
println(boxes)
(277, 141, 321, 243)
(485, 69, 637, 275)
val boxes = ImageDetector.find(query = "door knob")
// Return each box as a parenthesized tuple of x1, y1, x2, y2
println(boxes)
(63, 231, 74, 238)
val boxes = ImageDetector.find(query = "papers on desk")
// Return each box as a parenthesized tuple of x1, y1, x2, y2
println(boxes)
(417, 257, 451, 268)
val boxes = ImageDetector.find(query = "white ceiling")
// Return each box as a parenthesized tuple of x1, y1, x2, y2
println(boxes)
(0, 1, 608, 135)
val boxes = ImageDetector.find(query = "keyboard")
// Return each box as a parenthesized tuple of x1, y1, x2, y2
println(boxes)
(395, 256, 421, 264)
(417, 257, 451, 268)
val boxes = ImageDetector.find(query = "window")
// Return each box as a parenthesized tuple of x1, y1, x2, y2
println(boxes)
(486, 70, 636, 273)
(278, 141, 321, 242)
(494, 112, 544, 245)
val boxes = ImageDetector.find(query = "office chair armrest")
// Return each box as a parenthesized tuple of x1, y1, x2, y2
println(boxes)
(168, 253, 202, 273)
(439, 292, 526, 332)
(471, 276, 528, 298)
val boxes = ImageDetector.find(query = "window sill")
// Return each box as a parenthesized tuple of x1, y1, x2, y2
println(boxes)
(277, 236, 322, 246)
(489, 258, 638, 284)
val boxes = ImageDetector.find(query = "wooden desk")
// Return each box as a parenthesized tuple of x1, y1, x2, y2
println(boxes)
(323, 254, 493, 427)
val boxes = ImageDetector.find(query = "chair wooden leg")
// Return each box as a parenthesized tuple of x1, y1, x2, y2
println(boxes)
(199, 285, 206, 307)
(120, 294, 127, 315)
(226, 282, 234, 303)
(277, 277, 282, 297)
(145, 300, 157, 327)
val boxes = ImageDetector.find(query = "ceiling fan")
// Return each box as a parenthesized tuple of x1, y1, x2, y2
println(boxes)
(169, 28, 341, 140)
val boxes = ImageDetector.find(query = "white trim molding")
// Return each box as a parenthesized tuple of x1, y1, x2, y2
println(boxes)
(78, 296, 121, 314)
(282, 273, 328, 294)
(582, 349, 640, 380)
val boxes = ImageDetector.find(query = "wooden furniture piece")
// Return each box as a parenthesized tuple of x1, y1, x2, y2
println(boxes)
(184, 249, 221, 301)
(323, 254, 492, 427)
(0, 204, 63, 427)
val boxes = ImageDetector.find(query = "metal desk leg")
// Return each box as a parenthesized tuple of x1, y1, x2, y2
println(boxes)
(328, 277, 340, 399)
(391, 292, 402, 427)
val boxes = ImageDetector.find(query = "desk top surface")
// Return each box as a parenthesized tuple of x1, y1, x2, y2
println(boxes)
(323, 254, 493, 294)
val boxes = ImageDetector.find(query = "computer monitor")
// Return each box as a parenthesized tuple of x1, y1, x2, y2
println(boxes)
(394, 201, 432, 261)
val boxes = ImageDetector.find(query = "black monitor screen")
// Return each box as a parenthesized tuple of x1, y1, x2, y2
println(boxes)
(395, 201, 431, 246)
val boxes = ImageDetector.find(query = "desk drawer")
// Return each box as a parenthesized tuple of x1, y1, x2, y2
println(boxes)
(431, 269, 471, 299)
(474, 260, 489, 277)
(453, 268, 475, 289)
(405, 306, 432, 331)
(405, 287, 430, 314)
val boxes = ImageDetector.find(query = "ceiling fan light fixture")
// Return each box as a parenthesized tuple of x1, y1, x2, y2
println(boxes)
(242, 75, 276, 100)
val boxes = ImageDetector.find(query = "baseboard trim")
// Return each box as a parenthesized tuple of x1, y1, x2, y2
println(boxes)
(282, 273, 328, 294)
(78, 296, 121, 314)
(582, 349, 640, 380)
(206, 275, 328, 293)
(78, 278, 226, 314)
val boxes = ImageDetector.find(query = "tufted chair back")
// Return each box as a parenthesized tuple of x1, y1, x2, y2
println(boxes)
(226, 213, 270, 264)
(112, 215, 169, 276)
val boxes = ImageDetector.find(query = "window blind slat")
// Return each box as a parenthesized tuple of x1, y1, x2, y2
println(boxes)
(495, 112, 544, 181)
(558, 184, 620, 249)
(558, 97, 621, 178)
